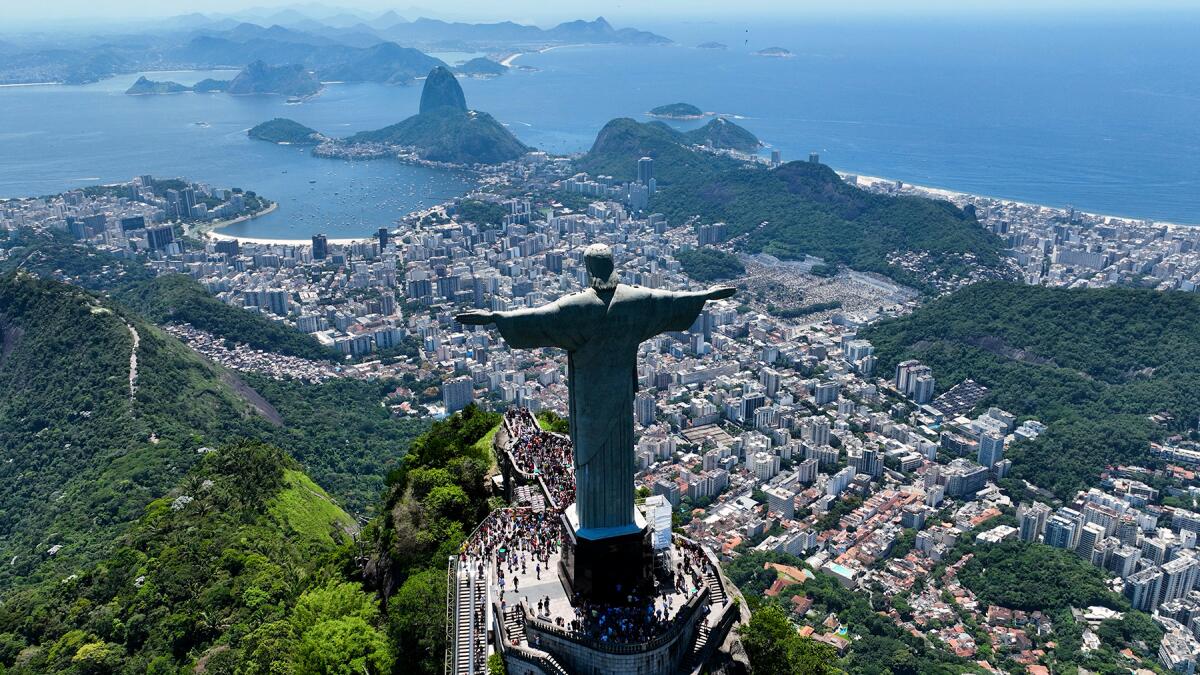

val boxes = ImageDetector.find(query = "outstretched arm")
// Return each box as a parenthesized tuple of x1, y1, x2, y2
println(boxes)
(458, 300, 582, 351)
(702, 286, 736, 301)
(638, 285, 736, 341)
(455, 310, 496, 325)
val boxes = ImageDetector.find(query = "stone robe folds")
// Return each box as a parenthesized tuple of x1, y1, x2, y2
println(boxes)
(492, 285, 709, 539)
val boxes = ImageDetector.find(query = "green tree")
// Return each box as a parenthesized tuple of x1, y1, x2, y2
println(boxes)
(740, 605, 838, 675)
(291, 582, 379, 635)
(292, 616, 392, 675)
(388, 569, 448, 675)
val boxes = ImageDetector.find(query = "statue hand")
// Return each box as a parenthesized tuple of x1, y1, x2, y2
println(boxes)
(456, 311, 496, 325)
(705, 286, 736, 300)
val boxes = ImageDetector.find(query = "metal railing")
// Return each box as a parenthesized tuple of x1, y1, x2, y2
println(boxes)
(444, 556, 458, 675)
(520, 587, 710, 655)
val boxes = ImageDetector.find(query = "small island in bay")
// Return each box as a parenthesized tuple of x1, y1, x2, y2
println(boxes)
(247, 118, 325, 145)
(697, 41, 728, 50)
(648, 102, 707, 120)
(755, 46, 793, 57)
(227, 61, 322, 97)
(455, 57, 508, 78)
(125, 76, 190, 95)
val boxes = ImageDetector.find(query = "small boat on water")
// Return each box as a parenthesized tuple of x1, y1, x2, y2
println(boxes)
(286, 97, 303, 105)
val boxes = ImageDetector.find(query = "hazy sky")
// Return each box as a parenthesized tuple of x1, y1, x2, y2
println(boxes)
(6, 0, 1198, 25)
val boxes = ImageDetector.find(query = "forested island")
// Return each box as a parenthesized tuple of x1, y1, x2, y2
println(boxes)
(455, 57, 508, 78)
(248, 118, 325, 145)
(649, 102, 706, 119)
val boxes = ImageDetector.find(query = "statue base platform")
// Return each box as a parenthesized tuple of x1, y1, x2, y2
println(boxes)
(558, 505, 653, 604)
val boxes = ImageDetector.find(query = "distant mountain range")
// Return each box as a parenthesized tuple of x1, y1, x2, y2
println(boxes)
(0, 15, 670, 85)
(371, 16, 670, 47)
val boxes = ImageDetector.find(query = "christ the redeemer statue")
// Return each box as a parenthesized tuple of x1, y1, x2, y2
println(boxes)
(456, 244, 734, 545)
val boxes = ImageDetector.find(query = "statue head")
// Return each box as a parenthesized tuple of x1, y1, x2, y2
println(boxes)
(584, 244, 619, 291)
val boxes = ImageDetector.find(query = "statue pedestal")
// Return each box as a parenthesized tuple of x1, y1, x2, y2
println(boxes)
(558, 505, 653, 604)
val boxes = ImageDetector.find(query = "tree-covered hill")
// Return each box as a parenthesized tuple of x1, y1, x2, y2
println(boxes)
(676, 247, 745, 281)
(0, 441, 394, 674)
(0, 230, 427, 510)
(653, 160, 1008, 292)
(0, 272, 429, 595)
(959, 541, 1126, 612)
(577, 117, 742, 182)
(0, 272, 279, 589)
(577, 118, 1008, 291)
(364, 405, 500, 674)
(682, 117, 760, 153)
(862, 281, 1200, 497)
(226, 60, 322, 97)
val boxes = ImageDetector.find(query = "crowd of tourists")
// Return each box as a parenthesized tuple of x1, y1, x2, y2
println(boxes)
(456, 408, 712, 648)
(503, 409, 576, 509)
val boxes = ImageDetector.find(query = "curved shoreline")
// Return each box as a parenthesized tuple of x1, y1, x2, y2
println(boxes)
(844, 172, 1198, 229)
(198, 163, 1195, 246)
(201, 204, 365, 245)
(188, 200, 276, 236)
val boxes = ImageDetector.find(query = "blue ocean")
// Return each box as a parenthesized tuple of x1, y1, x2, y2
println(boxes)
(0, 13, 1197, 238)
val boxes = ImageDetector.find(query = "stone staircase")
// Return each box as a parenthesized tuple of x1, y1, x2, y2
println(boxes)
(502, 606, 526, 645)
(703, 568, 727, 605)
(684, 621, 713, 672)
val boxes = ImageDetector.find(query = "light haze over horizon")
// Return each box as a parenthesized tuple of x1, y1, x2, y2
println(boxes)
(6, 0, 1199, 26)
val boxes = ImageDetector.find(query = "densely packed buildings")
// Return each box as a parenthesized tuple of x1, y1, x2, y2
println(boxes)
(6, 157, 1200, 671)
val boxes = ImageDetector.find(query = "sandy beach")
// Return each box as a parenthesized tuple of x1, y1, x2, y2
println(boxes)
(195, 202, 373, 245)
(846, 172, 1195, 230)
(204, 229, 363, 247)
(500, 44, 574, 67)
